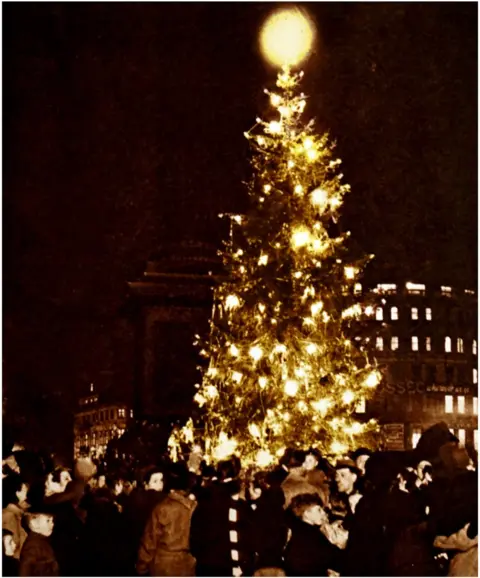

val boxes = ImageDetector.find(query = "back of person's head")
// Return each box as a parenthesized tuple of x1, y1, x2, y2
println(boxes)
(285, 450, 306, 470)
(168, 462, 193, 492)
(143, 466, 165, 491)
(290, 492, 324, 519)
(216, 455, 241, 482)
(2, 473, 27, 508)
(398, 467, 418, 493)
(50, 466, 70, 486)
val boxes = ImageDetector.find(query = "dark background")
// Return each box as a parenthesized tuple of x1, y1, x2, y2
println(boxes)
(3, 3, 477, 450)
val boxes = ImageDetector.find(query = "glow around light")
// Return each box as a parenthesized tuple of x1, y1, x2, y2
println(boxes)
(260, 7, 315, 68)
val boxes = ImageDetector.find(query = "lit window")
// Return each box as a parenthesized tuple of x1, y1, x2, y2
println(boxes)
(473, 340, 477, 355)
(354, 283, 362, 295)
(355, 398, 366, 413)
(474, 368, 478, 384)
(457, 338, 464, 353)
(445, 337, 452, 353)
(118, 408, 125, 418)
(457, 396, 465, 414)
(449, 428, 455, 435)
(376, 337, 384, 351)
(130, 409, 134, 418)
(474, 430, 478, 451)
(465, 289, 475, 295)
(406, 282, 425, 295)
(412, 336, 419, 351)
(411, 308, 419, 320)
(445, 395, 453, 413)
(474, 397, 478, 416)
(376, 307, 383, 321)
(426, 308, 432, 321)
(426, 337, 431, 351)
(391, 337, 399, 351)
(458, 429, 466, 447)
(411, 429, 422, 449)
(441, 286, 452, 297)
(376, 283, 396, 294)
(391, 306, 398, 320)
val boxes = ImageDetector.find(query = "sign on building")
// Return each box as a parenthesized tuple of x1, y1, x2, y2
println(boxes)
(383, 423, 405, 451)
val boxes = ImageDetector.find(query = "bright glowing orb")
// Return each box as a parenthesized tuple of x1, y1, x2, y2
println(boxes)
(260, 8, 315, 68)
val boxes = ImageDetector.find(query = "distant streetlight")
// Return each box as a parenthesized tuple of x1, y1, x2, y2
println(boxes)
(260, 7, 315, 68)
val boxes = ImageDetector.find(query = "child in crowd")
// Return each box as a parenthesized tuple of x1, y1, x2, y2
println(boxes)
(19, 509, 59, 577)
(284, 493, 342, 576)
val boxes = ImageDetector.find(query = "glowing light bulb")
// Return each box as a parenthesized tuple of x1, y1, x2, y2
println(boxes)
(291, 228, 311, 248)
(194, 393, 207, 407)
(257, 136, 266, 146)
(311, 188, 328, 206)
(287, 160, 295, 168)
(303, 137, 314, 149)
(229, 344, 239, 357)
(248, 423, 261, 438)
(258, 303, 266, 313)
(294, 184, 303, 195)
(342, 390, 355, 404)
(205, 385, 219, 399)
(331, 441, 349, 455)
(249, 345, 263, 361)
(284, 380, 299, 396)
(258, 377, 268, 388)
(307, 149, 318, 161)
(225, 294, 240, 310)
(294, 271, 303, 279)
(232, 371, 243, 383)
(212, 433, 238, 460)
(364, 371, 381, 388)
(207, 367, 218, 377)
(311, 301, 323, 316)
(268, 121, 282, 134)
(270, 93, 281, 106)
(264, 184, 272, 193)
(260, 7, 315, 67)
(275, 344, 287, 354)
(306, 342, 317, 355)
(344, 266, 357, 279)
(311, 398, 331, 414)
(258, 254, 269, 266)
(364, 306, 374, 316)
(255, 449, 274, 468)
(233, 215, 242, 224)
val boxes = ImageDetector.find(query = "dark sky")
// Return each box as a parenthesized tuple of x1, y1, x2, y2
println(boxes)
(3, 3, 477, 428)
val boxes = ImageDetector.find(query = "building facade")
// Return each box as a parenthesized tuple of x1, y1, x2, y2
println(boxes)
(359, 281, 478, 451)
(73, 384, 133, 458)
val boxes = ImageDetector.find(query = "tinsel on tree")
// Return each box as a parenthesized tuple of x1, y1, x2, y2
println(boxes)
(169, 66, 381, 467)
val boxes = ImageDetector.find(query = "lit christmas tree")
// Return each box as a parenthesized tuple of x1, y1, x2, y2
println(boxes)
(168, 63, 381, 467)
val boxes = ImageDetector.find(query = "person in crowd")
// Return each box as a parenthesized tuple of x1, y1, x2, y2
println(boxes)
(2, 473, 29, 559)
(434, 519, 478, 576)
(19, 509, 58, 577)
(302, 449, 331, 507)
(44, 467, 72, 498)
(2, 443, 21, 478)
(137, 462, 197, 577)
(281, 450, 325, 509)
(284, 493, 342, 576)
(190, 456, 254, 577)
(329, 459, 361, 526)
(3, 529, 19, 577)
(351, 448, 372, 477)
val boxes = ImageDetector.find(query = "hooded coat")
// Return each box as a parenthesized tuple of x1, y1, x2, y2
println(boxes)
(137, 490, 196, 577)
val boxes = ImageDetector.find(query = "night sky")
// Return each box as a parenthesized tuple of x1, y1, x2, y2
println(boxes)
(3, 3, 477, 445)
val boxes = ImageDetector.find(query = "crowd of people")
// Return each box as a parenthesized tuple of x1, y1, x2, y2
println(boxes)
(2, 421, 478, 577)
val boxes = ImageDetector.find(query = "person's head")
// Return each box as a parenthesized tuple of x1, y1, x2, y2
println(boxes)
(335, 460, 359, 495)
(97, 474, 106, 489)
(284, 449, 306, 474)
(45, 467, 71, 496)
(2, 529, 16, 558)
(27, 512, 54, 537)
(144, 468, 165, 492)
(2, 473, 29, 509)
(397, 467, 418, 493)
(216, 455, 242, 482)
(417, 460, 432, 482)
(122, 479, 134, 495)
(291, 493, 328, 526)
(303, 449, 321, 472)
(351, 448, 372, 476)
(114, 479, 124, 496)
(168, 462, 194, 493)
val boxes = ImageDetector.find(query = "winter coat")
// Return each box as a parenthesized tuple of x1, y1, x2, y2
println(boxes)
(124, 488, 166, 547)
(2, 553, 19, 577)
(434, 524, 478, 577)
(284, 517, 342, 576)
(19, 532, 59, 577)
(137, 490, 196, 577)
(190, 482, 254, 577)
(306, 470, 330, 507)
(2, 504, 27, 559)
(281, 471, 325, 509)
(388, 521, 441, 577)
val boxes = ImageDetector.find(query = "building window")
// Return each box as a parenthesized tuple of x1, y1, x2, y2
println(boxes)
(391, 336, 399, 351)
(411, 428, 422, 449)
(426, 308, 432, 321)
(473, 340, 477, 356)
(391, 306, 399, 320)
(376, 307, 383, 321)
(412, 336, 419, 351)
(355, 398, 366, 413)
(457, 338, 464, 353)
(445, 337, 452, 353)
(118, 408, 125, 418)
(445, 395, 453, 413)
(376, 337, 384, 351)
(474, 430, 478, 451)
(425, 337, 431, 352)
(354, 283, 362, 295)
(458, 429, 466, 447)
(406, 282, 425, 295)
(441, 286, 452, 297)
(474, 397, 478, 416)
(411, 307, 419, 320)
(474, 368, 478, 384)
(457, 396, 465, 414)
(130, 409, 134, 418)
(376, 283, 396, 294)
